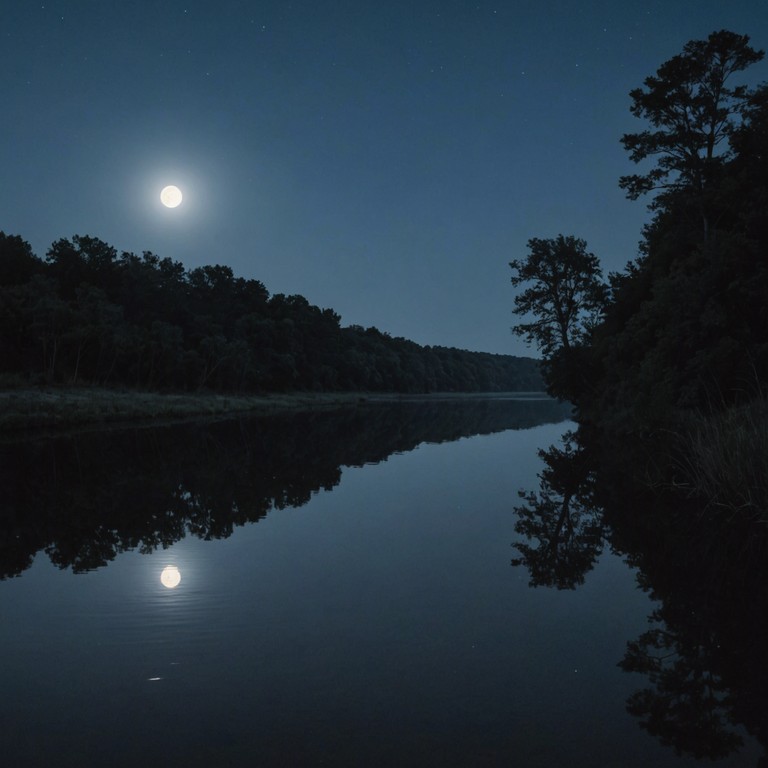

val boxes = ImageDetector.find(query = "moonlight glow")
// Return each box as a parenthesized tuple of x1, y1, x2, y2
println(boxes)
(160, 185, 183, 208)
(160, 565, 181, 589)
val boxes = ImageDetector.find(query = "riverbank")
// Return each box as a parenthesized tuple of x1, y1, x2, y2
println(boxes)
(672, 397, 768, 522)
(0, 387, 551, 433)
(0, 388, 365, 432)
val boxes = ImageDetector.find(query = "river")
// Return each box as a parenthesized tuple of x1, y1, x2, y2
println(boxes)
(0, 398, 762, 766)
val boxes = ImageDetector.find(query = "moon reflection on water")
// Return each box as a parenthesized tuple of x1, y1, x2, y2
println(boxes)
(160, 565, 181, 589)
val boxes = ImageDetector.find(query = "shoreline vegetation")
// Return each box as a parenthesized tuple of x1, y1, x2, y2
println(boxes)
(508, 31, 768, 524)
(673, 397, 768, 522)
(0, 386, 552, 433)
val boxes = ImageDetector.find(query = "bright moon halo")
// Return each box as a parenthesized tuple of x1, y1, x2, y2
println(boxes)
(160, 185, 183, 208)
(160, 565, 181, 589)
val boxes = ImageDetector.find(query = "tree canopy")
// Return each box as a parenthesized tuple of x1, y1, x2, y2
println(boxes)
(509, 235, 608, 358)
(0, 231, 542, 394)
(619, 30, 764, 240)
(591, 34, 768, 423)
(512, 30, 768, 426)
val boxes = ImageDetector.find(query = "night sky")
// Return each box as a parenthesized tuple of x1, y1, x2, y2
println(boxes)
(2, 1, 766, 356)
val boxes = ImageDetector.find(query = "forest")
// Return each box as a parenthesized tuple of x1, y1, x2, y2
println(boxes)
(511, 30, 767, 432)
(507, 30, 768, 594)
(0, 232, 541, 395)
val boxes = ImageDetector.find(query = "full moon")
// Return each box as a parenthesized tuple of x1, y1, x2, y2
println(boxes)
(160, 185, 183, 208)
(160, 565, 181, 589)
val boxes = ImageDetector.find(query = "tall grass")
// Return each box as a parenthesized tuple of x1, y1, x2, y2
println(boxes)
(674, 398, 768, 523)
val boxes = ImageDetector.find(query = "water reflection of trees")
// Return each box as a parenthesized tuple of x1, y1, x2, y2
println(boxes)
(619, 608, 742, 760)
(511, 433, 603, 589)
(613, 501, 768, 764)
(0, 397, 569, 578)
(511, 427, 768, 763)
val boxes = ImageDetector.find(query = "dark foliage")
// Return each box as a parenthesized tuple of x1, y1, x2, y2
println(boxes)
(586, 73, 768, 426)
(509, 235, 608, 358)
(0, 231, 542, 394)
(619, 31, 763, 217)
(511, 31, 768, 426)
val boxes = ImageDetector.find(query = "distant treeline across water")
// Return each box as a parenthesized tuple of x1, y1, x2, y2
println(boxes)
(0, 232, 541, 394)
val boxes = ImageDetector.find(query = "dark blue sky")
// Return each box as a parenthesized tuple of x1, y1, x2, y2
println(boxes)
(2, 1, 766, 356)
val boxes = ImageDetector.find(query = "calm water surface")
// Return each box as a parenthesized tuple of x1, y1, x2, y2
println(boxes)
(0, 400, 761, 766)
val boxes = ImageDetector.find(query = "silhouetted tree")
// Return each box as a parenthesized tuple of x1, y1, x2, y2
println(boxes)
(0, 232, 43, 286)
(619, 30, 764, 241)
(510, 235, 607, 358)
(510, 235, 607, 402)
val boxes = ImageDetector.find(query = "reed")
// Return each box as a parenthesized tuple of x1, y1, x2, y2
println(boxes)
(674, 398, 768, 523)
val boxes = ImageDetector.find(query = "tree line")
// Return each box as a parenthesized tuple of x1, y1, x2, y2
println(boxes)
(0, 232, 541, 393)
(510, 30, 767, 428)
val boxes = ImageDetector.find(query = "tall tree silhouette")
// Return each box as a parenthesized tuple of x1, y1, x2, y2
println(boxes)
(619, 30, 763, 241)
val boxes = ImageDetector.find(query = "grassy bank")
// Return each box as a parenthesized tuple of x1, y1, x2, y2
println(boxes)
(0, 387, 365, 432)
(0, 387, 550, 433)
(673, 397, 768, 523)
